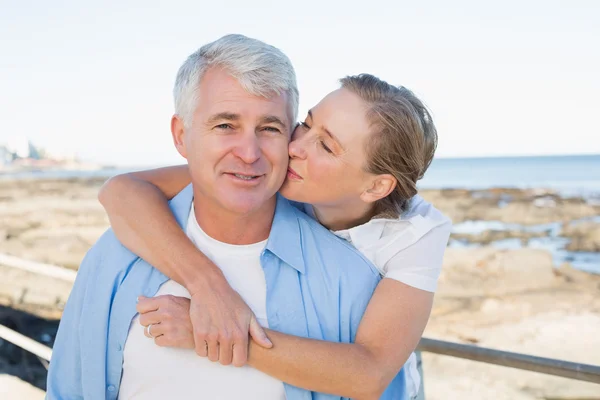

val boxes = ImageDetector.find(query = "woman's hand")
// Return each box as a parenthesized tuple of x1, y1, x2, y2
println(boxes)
(137, 295, 195, 349)
(187, 282, 270, 366)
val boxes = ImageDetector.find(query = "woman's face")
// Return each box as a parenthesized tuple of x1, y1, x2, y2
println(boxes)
(279, 88, 375, 208)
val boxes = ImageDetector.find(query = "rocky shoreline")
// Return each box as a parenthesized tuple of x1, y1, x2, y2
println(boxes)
(1, 178, 599, 399)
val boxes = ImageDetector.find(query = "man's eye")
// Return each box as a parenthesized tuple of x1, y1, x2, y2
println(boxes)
(299, 121, 311, 129)
(263, 126, 281, 133)
(216, 124, 232, 129)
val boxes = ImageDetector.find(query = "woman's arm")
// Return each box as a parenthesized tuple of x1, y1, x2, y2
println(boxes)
(249, 279, 433, 399)
(100, 166, 440, 398)
(246, 224, 449, 398)
(137, 279, 432, 399)
(99, 165, 199, 285)
(98, 166, 272, 366)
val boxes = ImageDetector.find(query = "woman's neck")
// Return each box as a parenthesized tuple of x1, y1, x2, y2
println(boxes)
(312, 202, 376, 232)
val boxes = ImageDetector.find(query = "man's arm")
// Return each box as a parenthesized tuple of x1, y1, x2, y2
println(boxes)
(98, 166, 272, 366)
(46, 247, 98, 399)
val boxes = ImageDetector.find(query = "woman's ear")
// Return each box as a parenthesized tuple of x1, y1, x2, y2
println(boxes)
(171, 114, 188, 159)
(360, 174, 397, 204)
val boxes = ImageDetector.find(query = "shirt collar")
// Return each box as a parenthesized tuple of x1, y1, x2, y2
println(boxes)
(177, 186, 306, 274)
(170, 184, 195, 230)
(264, 194, 306, 274)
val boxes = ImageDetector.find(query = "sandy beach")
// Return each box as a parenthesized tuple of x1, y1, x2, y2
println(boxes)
(1, 177, 599, 399)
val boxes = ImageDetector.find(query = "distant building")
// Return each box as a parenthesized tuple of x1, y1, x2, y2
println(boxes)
(6, 137, 31, 158)
(0, 145, 13, 166)
(0, 138, 87, 170)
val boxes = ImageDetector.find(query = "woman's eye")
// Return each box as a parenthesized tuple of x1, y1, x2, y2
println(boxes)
(320, 141, 333, 154)
(300, 121, 311, 129)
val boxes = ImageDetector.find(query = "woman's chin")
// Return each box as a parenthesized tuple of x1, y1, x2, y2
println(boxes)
(279, 179, 303, 202)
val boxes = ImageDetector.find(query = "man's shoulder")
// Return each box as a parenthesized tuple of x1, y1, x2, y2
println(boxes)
(292, 207, 380, 278)
(79, 227, 139, 274)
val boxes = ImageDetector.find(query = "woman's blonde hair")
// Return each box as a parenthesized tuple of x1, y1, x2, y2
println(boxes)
(340, 74, 438, 217)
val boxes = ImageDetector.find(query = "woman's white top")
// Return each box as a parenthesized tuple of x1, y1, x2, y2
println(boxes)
(305, 195, 451, 399)
(305, 195, 451, 292)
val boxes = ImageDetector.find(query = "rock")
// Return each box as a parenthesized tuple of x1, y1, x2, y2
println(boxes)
(451, 229, 549, 246)
(561, 221, 600, 252)
(420, 188, 600, 225)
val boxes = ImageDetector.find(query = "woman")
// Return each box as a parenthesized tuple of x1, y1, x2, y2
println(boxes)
(99, 74, 451, 399)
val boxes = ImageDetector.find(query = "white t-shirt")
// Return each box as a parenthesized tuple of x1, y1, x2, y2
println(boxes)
(119, 204, 286, 400)
(305, 194, 451, 399)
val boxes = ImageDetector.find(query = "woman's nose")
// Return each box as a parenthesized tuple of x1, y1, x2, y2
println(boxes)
(289, 135, 307, 159)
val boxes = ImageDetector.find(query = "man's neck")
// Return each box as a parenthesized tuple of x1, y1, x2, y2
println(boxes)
(192, 193, 276, 245)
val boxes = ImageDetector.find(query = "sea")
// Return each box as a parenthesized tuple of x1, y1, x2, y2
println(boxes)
(3, 154, 600, 196)
(2, 154, 600, 274)
(419, 154, 600, 198)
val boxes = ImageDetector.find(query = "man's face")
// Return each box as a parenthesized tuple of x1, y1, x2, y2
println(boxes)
(172, 67, 292, 215)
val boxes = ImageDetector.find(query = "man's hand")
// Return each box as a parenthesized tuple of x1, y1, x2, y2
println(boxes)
(137, 295, 195, 349)
(137, 284, 272, 367)
(187, 282, 272, 366)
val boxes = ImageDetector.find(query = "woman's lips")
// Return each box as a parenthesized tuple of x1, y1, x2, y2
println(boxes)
(287, 167, 303, 180)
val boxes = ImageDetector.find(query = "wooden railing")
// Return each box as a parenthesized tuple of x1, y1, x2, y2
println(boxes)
(417, 338, 600, 384)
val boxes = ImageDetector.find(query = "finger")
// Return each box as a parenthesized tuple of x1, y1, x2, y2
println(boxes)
(154, 335, 169, 347)
(232, 340, 248, 367)
(249, 316, 272, 348)
(207, 340, 219, 362)
(143, 324, 153, 338)
(139, 310, 164, 327)
(195, 339, 208, 357)
(191, 314, 209, 357)
(136, 296, 161, 313)
(218, 338, 233, 366)
(147, 322, 165, 338)
(144, 323, 162, 338)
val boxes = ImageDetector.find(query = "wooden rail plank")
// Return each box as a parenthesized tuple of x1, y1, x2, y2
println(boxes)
(0, 253, 76, 282)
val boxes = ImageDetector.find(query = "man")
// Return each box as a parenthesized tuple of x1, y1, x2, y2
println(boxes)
(47, 34, 402, 399)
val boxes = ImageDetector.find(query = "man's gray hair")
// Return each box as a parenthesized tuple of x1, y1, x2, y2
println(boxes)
(173, 34, 299, 128)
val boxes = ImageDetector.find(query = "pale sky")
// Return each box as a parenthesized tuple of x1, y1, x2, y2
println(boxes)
(1, 0, 599, 166)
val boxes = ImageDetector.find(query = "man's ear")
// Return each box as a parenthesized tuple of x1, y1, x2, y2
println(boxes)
(171, 114, 187, 159)
(360, 174, 397, 204)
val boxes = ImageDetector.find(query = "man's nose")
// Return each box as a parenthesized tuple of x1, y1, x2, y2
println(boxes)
(232, 131, 261, 164)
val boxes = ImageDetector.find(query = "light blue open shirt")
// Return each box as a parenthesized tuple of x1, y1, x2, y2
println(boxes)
(47, 184, 406, 399)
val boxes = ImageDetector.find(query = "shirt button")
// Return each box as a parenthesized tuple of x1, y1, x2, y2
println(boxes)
(107, 385, 116, 392)
(117, 343, 123, 351)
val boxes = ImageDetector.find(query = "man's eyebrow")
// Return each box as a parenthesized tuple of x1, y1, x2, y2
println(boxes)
(206, 112, 240, 125)
(308, 109, 343, 148)
(259, 115, 288, 129)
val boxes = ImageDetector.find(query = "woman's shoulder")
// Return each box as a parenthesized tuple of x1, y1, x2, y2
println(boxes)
(381, 195, 452, 238)
(343, 195, 451, 288)
(373, 195, 452, 292)
(351, 195, 451, 248)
